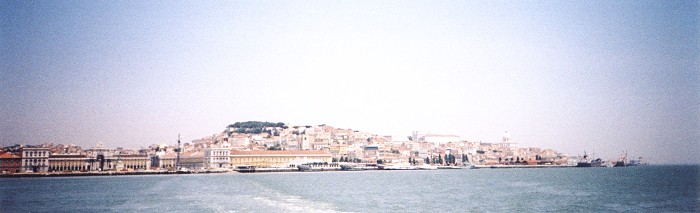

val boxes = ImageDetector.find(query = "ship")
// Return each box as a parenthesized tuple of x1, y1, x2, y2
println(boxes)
(626, 157, 648, 166)
(613, 151, 628, 167)
(577, 152, 606, 167)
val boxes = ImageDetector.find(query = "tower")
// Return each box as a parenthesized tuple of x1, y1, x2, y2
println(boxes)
(502, 131, 511, 143)
(176, 134, 181, 169)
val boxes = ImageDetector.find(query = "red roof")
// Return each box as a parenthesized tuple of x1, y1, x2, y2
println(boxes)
(230, 150, 330, 156)
(113, 154, 148, 158)
(0, 153, 20, 158)
(159, 151, 202, 158)
(49, 154, 88, 158)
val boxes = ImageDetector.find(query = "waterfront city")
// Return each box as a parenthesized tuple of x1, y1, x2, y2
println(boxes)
(0, 121, 640, 177)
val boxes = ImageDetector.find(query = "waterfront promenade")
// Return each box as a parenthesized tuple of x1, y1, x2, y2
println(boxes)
(0, 170, 227, 178)
(1, 163, 584, 178)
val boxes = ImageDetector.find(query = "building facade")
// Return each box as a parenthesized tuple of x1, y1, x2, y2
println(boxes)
(85, 143, 117, 171)
(21, 147, 50, 173)
(114, 154, 150, 171)
(230, 150, 332, 167)
(0, 153, 21, 173)
(151, 153, 176, 170)
(179, 151, 205, 170)
(205, 147, 231, 169)
(48, 154, 90, 172)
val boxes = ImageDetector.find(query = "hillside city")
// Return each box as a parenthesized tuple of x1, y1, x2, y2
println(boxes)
(1, 121, 576, 174)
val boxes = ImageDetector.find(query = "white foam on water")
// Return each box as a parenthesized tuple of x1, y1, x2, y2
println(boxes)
(251, 194, 354, 213)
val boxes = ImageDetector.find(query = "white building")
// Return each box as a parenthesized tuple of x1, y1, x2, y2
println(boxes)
(204, 142, 231, 169)
(412, 131, 461, 144)
(500, 131, 517, 150)
(423, 134, 461, 144)
(21, 147, 50, 173)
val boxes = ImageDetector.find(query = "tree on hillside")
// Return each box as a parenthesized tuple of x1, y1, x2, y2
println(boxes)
(228, 121, 276, 128)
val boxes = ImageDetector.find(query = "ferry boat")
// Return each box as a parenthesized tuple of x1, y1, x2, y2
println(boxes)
(235, 165, 256, 173)
(339, 163, 378, 171)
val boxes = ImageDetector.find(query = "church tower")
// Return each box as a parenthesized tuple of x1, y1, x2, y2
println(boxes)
(502, 131, 511, 143)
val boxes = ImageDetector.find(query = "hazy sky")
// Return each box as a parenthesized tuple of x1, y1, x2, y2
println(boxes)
(1, 1, 697, 164)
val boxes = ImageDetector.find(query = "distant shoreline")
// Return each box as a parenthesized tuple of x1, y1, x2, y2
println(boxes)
(0, 170, 221, 178)
(3, 164, 681, 178)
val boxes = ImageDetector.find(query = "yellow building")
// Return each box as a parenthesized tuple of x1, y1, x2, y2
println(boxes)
(230, 150, 332, 167)
(114, 154, 150, 171)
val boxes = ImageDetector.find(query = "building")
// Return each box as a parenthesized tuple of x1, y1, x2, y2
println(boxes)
(85, 143, 117, 171)
(46, 152, 149, 172)
(499, 131, 517, 149)
(412, 131, 461, 144)
(151, 153, 176, 170)
(329, 144, 348, 158)
(205, 147, 231, 169)
(48, 154, 90, 172)
(0, 152, 21, 173)
(21, 147, 50, 173)
(363, 145, 379, 160)
(179, 151, 205, 170)
(230, 150, 332, 167)
(113, 154, 150, 171)
(423, 134, 461, 144)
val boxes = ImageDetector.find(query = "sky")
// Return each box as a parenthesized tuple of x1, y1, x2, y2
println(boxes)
(1, 0, 698, 164)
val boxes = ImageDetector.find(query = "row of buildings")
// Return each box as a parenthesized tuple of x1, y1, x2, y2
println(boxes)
(0, 142, 333, 174)
(1, 123, 571, 174)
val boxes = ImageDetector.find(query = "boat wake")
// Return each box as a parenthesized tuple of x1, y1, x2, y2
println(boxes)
(252, 194, 351, 213)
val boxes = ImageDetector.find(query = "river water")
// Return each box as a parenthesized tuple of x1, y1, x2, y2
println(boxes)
(1, 165, 698, 212)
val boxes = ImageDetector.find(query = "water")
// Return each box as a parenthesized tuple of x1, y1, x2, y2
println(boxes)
(1, 165, 698, 212)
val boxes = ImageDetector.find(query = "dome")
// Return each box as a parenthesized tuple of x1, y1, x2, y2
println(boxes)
(502, 131, 511, 142)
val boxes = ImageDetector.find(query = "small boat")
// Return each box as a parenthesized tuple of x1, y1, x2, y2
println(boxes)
(176, 168, 193, 174)
(236, 165, 256, 173)
(297, 164, 312, 171)
(418, 165, 438, 170)
(383, 163, 417, 170)
(340, 163, 363, 171)
(461, 162, 477, 169)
